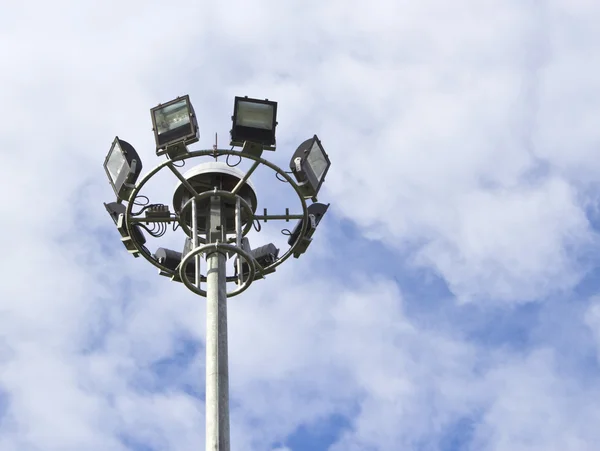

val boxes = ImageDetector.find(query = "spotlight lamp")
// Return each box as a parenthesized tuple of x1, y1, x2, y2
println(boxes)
(151, 95, 199, 157)
(290, 135, 331, 200)
(154, 246, 197, 281)
(288, 202, 329, 258)
(238, 242, 280, 280)
(103, 137, 143, 202)
(104, 202, 146, 257)
(230, 96, 277, 152)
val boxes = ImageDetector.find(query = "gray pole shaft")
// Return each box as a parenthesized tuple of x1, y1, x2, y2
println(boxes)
(205, 196, 230, 451)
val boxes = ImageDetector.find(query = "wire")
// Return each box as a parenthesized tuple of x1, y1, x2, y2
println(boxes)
(253, 219, 262, 232)
(166, 152, 186, 167)
(137, 222, 167, 238)
(226, 153, 242, 168)
(275, 171, 294, 182)
(173, 221, 180, 231)
(281, 228, 292, 236)
(132, 195, 150, 206)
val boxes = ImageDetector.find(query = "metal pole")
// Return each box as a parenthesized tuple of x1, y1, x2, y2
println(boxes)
(205, 195, 230, 451)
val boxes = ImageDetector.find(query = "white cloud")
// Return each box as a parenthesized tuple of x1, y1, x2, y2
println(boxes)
(1, 0, 600, 450)
(415, 177, 592, 303)
(471, 349, 600, 451)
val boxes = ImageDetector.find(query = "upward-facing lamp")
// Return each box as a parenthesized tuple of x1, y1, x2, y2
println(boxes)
(230, 96, 277, 153)
(151, 95, 199, 158)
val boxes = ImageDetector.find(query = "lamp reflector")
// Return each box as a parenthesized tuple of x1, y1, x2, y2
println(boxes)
(306, 139, 328, 182)
(154, 99, 191, 135)
(236, 100, 275, 130)
(151, 95, 199, 153)
(106, 141, 127, 184)
(103, 137, 143, 202)
(231, 97, 277, 147)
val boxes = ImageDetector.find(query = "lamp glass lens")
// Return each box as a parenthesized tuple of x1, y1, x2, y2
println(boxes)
(106, 142, 128, 183)
(154, 99, 190, 135)
(307, 141, 328, 181)
(236, 101, 274, 130)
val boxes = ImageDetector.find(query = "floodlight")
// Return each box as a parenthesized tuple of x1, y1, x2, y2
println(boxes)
(290, 135, 331, 200)
(154, 246, 197, 281)
(151, 95, 199, 157)
(230, 96, 277, 150)
(238, 242, 279, 280)
(288, 203, 329, 258)
(104, 202, 146, 256)
(103, 137, 143, 202)
(154, 247, 183, 271)
(104, 202, 126, 224)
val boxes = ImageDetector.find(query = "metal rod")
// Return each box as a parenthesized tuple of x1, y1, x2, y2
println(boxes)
(167, 162, 199, 197)
(191, 198, 200, 289)
(230, 160, 260, 195)
(205, 195, 230, 451)
(235, 197, 243, 286)
(253, 214, 304, 221)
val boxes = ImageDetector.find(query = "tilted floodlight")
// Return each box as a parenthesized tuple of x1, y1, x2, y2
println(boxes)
(288, 202, 329, 258)
(239, 242, 280, 280)
(230, 96, 277, 151)
(104, 201, 126, 224)
(154, 246, 197, 281)
(290, 135, 331, 200)
(103, 137, 143, 202)
(104, 202, 146, 256)
(154, 247, 183, 271)
(151, 95, 199, 158)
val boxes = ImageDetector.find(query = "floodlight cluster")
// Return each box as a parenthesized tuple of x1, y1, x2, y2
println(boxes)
(102, 94, 332, 281)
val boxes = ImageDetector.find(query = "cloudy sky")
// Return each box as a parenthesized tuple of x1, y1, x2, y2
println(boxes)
(2, 0, 600, 450)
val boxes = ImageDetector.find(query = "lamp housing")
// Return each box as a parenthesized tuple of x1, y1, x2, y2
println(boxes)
(104, 202, 146, 257)
(239, 242, 279, 281)
(290, 135, 331, 200)
(151, 95, 199, 157)
(287, 203, 329, 258)
(154, 247, 197, 282)
(230, 96, 277, 149)
(104, 137, 143, 202)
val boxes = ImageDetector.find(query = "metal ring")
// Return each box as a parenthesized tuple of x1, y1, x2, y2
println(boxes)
(124, 149, 309, 290)
(179, 243, 256, 298)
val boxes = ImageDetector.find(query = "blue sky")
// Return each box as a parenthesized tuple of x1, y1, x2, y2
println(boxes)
(2, 0, 600, 450)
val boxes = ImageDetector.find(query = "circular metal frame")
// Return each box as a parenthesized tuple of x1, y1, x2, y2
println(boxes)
(124, 149, 309, 296)
(179, 242, 256, 297)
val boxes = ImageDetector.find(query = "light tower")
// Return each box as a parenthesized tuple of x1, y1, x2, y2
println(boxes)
(102, 95, 331, 450)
